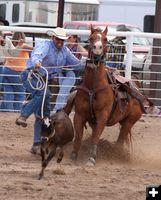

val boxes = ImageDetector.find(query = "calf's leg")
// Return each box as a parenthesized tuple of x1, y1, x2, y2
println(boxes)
(38, 146, 56, 180)
(57, 147, 64, 163)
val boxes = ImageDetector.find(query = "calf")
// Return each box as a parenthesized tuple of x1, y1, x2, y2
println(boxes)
(39, 110, 74, 179)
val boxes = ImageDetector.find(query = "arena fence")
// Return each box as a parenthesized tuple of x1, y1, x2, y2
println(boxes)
(0, 26, 161, 116)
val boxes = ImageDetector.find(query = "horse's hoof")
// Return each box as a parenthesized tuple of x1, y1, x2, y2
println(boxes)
(86, 157, 95, 167)
(38, 173, 43, 180)
(70, 151, 78, 161)
(38, 176, 42, 180)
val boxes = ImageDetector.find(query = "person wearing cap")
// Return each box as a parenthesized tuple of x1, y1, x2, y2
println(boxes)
(106, 24, 129, 70)
(15, 27, 83, 154)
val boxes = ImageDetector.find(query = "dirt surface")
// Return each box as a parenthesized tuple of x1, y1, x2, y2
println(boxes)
(0, 112, 161, 200)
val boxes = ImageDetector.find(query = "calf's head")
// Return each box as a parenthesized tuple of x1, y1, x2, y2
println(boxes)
(41, 119, 55, 143)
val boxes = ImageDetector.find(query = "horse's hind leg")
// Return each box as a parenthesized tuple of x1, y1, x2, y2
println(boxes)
(116, 123, 132, 150)
(116, 115, 140, 149)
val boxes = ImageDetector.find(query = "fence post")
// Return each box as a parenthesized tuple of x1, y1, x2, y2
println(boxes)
(125, 35, 133, 79)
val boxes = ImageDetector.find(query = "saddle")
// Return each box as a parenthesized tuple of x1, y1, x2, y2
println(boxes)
(107, 68, 153, 114)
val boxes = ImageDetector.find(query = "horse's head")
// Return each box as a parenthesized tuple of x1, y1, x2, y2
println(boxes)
(88, 25, 108, 61)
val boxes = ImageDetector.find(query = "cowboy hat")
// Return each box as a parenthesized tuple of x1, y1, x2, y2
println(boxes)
(0, 17, 9, 26)
(46, 27, 68, 40)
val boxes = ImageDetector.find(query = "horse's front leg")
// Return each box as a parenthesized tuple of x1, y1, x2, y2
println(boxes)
(71, 113, 84, 161)
(87, 117, 107, 166)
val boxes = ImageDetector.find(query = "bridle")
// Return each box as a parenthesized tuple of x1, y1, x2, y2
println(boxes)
(76, 27, 109, 124)
(88, 28, 108, 63)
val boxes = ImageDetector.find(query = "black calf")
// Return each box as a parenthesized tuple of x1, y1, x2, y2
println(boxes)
(39, 110, 74, 179)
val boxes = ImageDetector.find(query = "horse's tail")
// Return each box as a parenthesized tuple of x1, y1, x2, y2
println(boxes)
(125, 130, 133, 154)
(63, 90, 77, 115)
(129, 130, 133, 153)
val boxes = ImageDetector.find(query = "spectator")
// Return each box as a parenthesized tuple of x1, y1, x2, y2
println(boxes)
(66, 35, 88, 59)
(2, 32, 33, 111)
(15, 27, 84, 154)
(0, 17, 9, 101)
(106, 24, 129, 69)
(66, 35, 88, 84)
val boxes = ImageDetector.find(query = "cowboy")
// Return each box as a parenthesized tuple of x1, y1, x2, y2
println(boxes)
(15, 27, 83, 154)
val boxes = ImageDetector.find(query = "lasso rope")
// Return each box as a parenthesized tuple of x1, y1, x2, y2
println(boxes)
(27, 66, 48, 120)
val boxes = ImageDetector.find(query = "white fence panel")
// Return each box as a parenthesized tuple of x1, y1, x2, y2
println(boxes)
(0, 26, 161, 116)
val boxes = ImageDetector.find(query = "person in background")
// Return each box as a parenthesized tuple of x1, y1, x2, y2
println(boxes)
(66, 34, 88, 84)
(0, 17, 10, 101)
(106, 24, 128, 70)
(2, 32, 33, 111)
(15, 27, 84, 154)
(66, 35, 88, 59)
(106, 24, 161, 116)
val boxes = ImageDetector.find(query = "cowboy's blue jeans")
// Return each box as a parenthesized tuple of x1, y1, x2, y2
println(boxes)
(3, 67, 25, 111)
(53, 70, 76, 112)
(33, 117, 42, 145)
(20, 70, 50, 145)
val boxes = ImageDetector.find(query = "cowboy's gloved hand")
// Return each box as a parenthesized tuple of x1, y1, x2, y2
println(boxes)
(34, 61, 42, 71)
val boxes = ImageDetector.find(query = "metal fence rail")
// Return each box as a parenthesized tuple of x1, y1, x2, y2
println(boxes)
(0, 26, 161, 116)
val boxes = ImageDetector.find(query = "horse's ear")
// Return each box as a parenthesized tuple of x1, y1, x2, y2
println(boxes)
(103, 26, 108, 36)
(90, 25, 95, 34)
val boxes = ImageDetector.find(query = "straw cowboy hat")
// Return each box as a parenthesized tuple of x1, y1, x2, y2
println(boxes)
(46, 27, 68, 40)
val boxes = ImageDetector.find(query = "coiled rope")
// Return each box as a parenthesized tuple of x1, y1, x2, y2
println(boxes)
(27, 66, 48, 119)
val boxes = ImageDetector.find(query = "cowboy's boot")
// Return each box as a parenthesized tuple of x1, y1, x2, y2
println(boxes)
(15, 116, 27, 127)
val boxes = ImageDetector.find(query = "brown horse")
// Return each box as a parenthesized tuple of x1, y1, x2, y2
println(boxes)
(69, 26, 146, 166)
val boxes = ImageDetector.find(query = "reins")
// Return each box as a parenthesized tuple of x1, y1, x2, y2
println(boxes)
(76, 58, 109, 124)
(76, 27, 116, 124)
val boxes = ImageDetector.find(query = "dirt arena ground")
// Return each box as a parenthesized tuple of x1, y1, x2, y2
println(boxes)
(0, 112, 161, 200)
